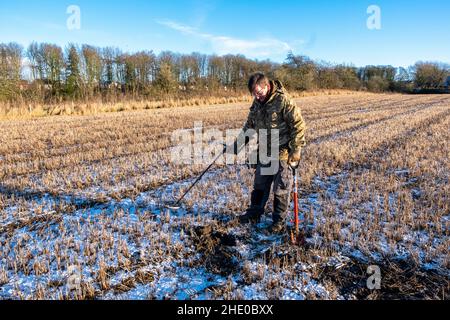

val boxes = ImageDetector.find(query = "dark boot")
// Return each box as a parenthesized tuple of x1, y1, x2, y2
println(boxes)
(270, 193, 290, 233)
(239, 190, 265, 224)
(239, 208, 263, 224)
(268, 220, 286, 234)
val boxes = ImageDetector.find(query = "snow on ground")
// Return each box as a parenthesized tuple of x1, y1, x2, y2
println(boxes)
(0, 164, 448, 300)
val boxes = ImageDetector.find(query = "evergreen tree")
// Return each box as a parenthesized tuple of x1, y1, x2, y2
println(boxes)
(65, 44, 81, 98)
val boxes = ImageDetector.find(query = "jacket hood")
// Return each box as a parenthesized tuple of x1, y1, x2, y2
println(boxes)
(265, 80, 286, 104)
(272, 80, 286, 94)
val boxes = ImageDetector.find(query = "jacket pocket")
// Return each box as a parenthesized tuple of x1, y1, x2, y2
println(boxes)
(270, 112, 279, 128)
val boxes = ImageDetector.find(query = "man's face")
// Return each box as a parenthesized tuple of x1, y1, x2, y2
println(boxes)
(252, 83, 269, 102)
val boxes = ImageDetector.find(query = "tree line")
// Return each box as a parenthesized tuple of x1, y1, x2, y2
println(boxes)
(0, 42, 449, 103)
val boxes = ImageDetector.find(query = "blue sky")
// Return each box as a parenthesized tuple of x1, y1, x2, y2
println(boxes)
(1, 0, 449, 67)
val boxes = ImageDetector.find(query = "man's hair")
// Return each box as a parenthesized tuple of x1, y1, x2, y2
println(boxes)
(248, 73, 270, 93)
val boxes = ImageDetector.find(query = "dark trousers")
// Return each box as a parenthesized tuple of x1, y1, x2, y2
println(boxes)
(248, 161, 293, 223)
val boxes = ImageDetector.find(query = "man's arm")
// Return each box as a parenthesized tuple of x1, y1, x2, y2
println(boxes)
(282, 97, 306, 161)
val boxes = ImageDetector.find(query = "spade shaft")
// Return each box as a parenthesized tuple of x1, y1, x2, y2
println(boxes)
(293, 167, 299, 234)
(290, 161, 303, 245)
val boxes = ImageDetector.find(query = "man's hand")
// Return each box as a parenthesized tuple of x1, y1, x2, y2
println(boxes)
(288, 149, 301, 168)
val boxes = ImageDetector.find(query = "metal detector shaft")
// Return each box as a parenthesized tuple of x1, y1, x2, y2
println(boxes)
(172, 148, 226, 208)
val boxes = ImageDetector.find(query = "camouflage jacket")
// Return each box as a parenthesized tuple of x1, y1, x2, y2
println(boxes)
(238, 80, 306, 161)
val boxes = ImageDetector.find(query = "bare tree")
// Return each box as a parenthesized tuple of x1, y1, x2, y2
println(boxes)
(81, 45, 103, 98)
(413, 62, 448, 89)
(6, 41, 450, 105)
(0, 42, 23, 100)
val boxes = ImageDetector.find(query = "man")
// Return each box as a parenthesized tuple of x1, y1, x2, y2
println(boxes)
(233, 73, 306, 233)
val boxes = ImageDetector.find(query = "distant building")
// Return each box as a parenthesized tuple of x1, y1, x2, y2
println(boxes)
(18, 80, 30, 91)
(445, 76, 450, 89)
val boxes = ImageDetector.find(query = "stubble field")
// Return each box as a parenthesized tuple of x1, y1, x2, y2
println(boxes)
(0, 93, 448, 300)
